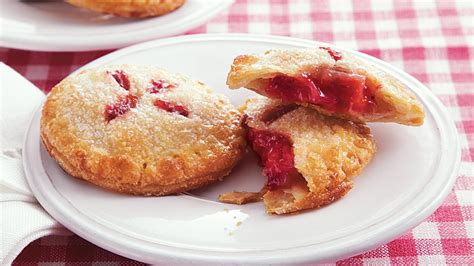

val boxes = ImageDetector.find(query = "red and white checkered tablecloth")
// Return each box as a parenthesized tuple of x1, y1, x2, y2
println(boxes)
(2, 0, 473, 264)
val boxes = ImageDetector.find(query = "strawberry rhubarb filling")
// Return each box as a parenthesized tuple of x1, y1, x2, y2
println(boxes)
(265, 68, 378, 115)
(147, 79, 175, 94)
(111, 70, 131, 90)
(248, 128, 304, 191)
(104, 94, 138, 122)
(319, 47, 342, 61)
(154, 99, 189, 117)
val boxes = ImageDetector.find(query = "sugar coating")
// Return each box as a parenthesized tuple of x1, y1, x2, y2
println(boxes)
(41, 64, 246, 195)
(227, 48, 425, 126)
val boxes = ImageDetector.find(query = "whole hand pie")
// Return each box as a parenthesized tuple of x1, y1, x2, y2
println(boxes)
(219, 97, 376, 214)
(227, 48, 425, 126)
(66, 0, 185, 18)
(41, 65, 246, 196)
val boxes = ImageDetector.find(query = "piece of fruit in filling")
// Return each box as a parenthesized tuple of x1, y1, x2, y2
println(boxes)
(319, 46, 343, 61)
(147, 79, 175, 94)
(247, 128, 304, 191)
(110, 70, 130, 90)
(104, 94, 138, 122)
(154, 99, 189, 117)
(265, 68, 377, 115)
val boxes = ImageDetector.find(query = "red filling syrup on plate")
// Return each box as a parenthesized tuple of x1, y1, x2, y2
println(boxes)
(111, 70, 130, 90)
(154, 99, 189, 117)
(104, 94, 138, 122)
(266, 68, 377, 114)
(147, 79, 175, 94)
(248, 128, 304, 191)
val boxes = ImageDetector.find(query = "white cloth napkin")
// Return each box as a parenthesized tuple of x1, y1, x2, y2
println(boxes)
(0, 62, 69, 265)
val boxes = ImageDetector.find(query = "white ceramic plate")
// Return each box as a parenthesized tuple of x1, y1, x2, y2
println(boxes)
(23, 34, 460, 264)
(0, 0, 233, 51)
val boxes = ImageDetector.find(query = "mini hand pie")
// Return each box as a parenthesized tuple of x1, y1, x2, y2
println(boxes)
(227, 48, 425, 126)
(41, 64, 245, 196)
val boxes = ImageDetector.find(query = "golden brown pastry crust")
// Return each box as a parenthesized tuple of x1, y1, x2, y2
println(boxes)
(227, 48, 425, 126)
(66, 0, 185, 18)
(219, 97, 376, 214)
(41, 64, 246, 196)
(218, 189, 266, 205)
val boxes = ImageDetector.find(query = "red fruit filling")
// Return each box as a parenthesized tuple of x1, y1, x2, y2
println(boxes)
(147, 79, 175, 94)
(260, 103, 299, 125)
(319, 46, 342, 61)
(111, 70, 130, 90)
(266, 74, 336, 107)
(266, 68, 377, 114)
(154, 99, 189, 117)
(104, 94, 138, 122)
(248, 128, 304, 191)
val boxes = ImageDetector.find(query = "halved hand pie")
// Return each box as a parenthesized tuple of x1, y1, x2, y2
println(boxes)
(227, 48, 424, 126)
(41, 64, 246, 196)
(219, 97, 376, 214)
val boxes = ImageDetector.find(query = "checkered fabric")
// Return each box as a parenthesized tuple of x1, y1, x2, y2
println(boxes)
(2, 0, 473, 264)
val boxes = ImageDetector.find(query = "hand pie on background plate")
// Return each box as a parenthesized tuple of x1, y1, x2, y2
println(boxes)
(41, 64, 246, 196)
(219, 97, 377, 214)
(227, 48, 425, 126)
(66, 0, 185, 18)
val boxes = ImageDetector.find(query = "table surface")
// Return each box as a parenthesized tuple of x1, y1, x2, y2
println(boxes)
(2, 0, 473, 264)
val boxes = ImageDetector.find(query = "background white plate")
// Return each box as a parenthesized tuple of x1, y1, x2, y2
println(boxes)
(0, 0, 233, 51)
(24, 34, 460, 264)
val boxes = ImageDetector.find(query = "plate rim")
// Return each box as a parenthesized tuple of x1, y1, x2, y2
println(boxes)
(23, 33, 461, 264)
(0, 0, 234, 51)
